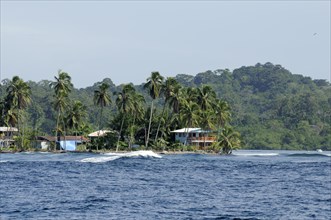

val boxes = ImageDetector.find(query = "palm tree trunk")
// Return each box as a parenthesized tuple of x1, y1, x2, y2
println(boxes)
(75, 125, 77, 151)
(217, 123, 220, 142)
(145, 101, 154, 149)
(97, 107, 103, 152)
(55, 110, 60, 151)
(22, 118, 25, 151)
(18, 109, 23, 151)
(129, 115, 136, 151)
(184, 121, 191, 148)
(116, 115, 125, 152)
(155, 102, 166, 143)
(62, 117, 66, 151)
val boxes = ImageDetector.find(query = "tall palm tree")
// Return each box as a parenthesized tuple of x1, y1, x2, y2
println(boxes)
(4, 109, 18, 129)
(51, 71, 73, 96)
(114, 84, 135, 152)
(6, 76, 31, 149)
(167, 83, 182, 114)
(53, 90, 69, 150)
(143, 72, 164, 148)
(179, 99, 200, 146)
(94, 82, 111, 151)
(196, 85, 216, 111)
(66, 101, 87, 145)
(184, 87, 198, 103)
(50, 71, 73, 151)
(199, 109, 216, 149)
(128, 92, 145, 149)
(195, 86, 217, 148)
(155, 77, 179, 142)
(3, 109, 18, 147)
(213, 99, 231, 141)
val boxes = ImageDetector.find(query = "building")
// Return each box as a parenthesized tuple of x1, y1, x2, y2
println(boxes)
(0, 127, 18, 148)
(170, 128, 216, 147)
(36, 136, 89, 151)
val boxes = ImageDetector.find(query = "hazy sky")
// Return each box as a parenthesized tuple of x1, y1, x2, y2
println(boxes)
(1, 1, 330, 88)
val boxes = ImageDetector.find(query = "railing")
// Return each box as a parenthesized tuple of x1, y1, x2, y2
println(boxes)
(188, 137, 216, 142)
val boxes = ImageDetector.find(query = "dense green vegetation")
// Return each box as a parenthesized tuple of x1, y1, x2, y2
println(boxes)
(1, 62, 330, 151)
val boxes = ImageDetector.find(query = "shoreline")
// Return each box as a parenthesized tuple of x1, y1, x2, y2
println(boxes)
(0, 149, 219, 155)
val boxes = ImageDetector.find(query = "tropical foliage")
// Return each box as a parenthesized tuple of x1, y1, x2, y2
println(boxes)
(1, 62, 330, 151)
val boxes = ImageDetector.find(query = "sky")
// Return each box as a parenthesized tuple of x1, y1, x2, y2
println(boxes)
(1, 1, 330, 88)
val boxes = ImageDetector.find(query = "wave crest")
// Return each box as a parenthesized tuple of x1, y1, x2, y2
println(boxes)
(233, 153, 279, 157)
(287, 153, 331, 157)
(80, 150, 162, 163)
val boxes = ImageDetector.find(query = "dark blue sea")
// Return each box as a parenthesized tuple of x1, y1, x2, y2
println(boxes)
(1, 150, 330, 220)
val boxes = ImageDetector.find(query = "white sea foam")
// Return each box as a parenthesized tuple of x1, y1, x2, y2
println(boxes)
(103, 150, 162, 158)
(80, 156, 121, 163)
(233, 152, 279, 157)
(80, 150, 162, 163)
(0, 160, 9, 163)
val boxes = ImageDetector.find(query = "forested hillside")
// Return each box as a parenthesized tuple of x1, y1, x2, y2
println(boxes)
(1, 62, 330, 150)
(175, 63, 330, 150)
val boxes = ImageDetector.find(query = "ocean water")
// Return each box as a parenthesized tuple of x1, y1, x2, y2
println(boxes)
(0, 150, 330, 220)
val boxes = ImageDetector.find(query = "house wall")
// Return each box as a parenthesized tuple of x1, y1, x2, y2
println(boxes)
(175, 132, 215, 146)
(175, 133, 187, 144)
(175, 132, 201, 144)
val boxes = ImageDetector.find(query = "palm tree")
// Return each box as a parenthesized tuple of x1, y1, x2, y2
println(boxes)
(195, 85, 217, 149)
(155, 77, 180, 142)
(50, 71, 73, 151)
(53, 90, 69, 150)
(217, 126, 241, 154)
(66, 101, 87, 145)
(196, 85, 216, 111)
(94, 82, 111, 151)
(114, 84, 135, 152)
(4, 109, 18, 128)
(128, 92, 145, 149)
(167, 83, 182, 114)
(143, 72, 164, 148)
(213, 99, 231, 141)
(179, 99, 200, 146)
(184, 87, 198, 103)
(199, 109, 216, 149)
(6, 76, 31, 150)
(51, 71, 73, 96)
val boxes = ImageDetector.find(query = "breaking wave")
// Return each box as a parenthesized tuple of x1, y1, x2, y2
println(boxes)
(287, 153, 331, 157)
(103, 150, 162, 158)
(80, 150, 162, 163)
(233, 152, 279, 157)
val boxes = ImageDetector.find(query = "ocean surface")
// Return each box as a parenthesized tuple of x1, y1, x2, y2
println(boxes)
(0, 150, 330, 220)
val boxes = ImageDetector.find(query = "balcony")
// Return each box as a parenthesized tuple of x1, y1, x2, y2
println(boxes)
(188, 136, 216, 143)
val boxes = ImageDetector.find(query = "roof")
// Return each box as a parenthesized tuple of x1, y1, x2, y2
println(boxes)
(0, 127, 18, 132)
(171, 128, 211, 133)
(88, 130, 113, 137)
(37, 136, 89, 142)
